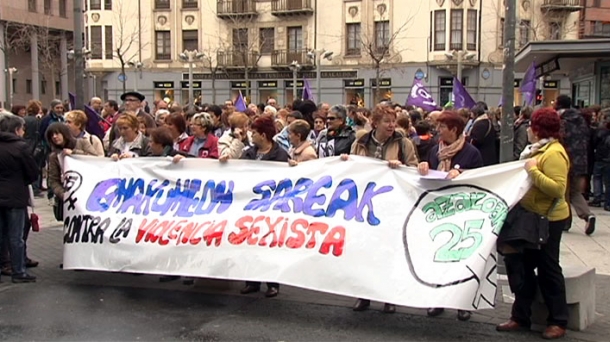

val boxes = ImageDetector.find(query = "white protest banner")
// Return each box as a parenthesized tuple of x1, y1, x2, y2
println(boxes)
(62, 155, 530, 311)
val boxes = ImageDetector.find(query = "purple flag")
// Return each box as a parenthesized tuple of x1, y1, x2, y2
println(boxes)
(520, 62, 537, 106)
(234, 91, 247, 112)
(406, 78, 437, 112)
(498, 96, 503, 107)
(84, 105, 105, 140)
(69, 92, 76, 110)
(452, 77, 476, 110)
(303, 78, 315, 102)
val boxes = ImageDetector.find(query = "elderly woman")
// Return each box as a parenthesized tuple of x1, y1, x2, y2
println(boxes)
(177, 113, 219, 159)
(496, 108, 570, 340)
(287, 119, 317, 166)
(155, 109, 170, 127)
(345, 104, 419, 314)
(218, 112, 250, 160)
(64, 110, 105, 156)
(417, 110, 483, 322)
(109, 113, 150, 159)
(316, 105, 356, 158)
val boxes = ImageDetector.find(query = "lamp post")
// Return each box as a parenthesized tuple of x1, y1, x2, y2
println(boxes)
(67, 48, 91, 105)
(128, 61, 143, 91)
(288, 61, 301, 101)
(307, 49, 333, 103)
(5, 67, 17, 108)
(179, 50, 204, 111)
(445, 50, 476, 86)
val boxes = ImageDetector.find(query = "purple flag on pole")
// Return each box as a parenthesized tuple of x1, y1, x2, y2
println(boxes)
(69, 92, 76, 110)
(84, 105, 105, 140)
(498, 96, 504, 107)
(452, 77, 476, 110)
(303, 78, 315, 102)
(520, 62, 537, 106)
(234, 90, 247, 112)
(406, 78, 437, 112)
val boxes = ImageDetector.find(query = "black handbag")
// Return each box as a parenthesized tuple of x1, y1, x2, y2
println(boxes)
(53, 196, 64, 222)
(497, 199, 559, 254)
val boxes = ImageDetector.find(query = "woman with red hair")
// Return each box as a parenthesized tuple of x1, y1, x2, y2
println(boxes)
(496, 107, 570, 340)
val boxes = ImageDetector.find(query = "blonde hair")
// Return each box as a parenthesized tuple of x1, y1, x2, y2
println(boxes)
(64, 110, 88, 130)
(115, 112, 139, 130)
(192, 112, 215, 132)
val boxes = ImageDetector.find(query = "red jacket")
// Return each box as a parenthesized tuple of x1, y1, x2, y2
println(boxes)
(178, 133, 219, 159)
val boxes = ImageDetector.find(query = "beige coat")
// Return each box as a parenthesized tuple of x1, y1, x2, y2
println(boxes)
(218, 131, 247, 159)
(289, 141, 317, 162)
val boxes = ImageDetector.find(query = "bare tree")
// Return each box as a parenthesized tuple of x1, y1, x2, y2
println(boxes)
(199, 43, 229, 104)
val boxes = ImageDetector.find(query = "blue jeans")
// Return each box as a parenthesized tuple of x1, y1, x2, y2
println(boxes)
(592, 162, 606, 202)
(0, 207, 27, 276)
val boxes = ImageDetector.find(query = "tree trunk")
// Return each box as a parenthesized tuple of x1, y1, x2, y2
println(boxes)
(120, 60, 127, 94)
(245, 68, 250, 104)
(375, 62, 381, 104)
(212, 71, 217, 104)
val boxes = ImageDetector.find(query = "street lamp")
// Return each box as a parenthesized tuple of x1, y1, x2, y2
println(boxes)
(5, 67, 17, 109)
(128, 61, 144, 91)
(179, 50, 205, 111)
(288, 61, 301, 101)
(445, 50, 476, 85)
(307, 49, 333, 103)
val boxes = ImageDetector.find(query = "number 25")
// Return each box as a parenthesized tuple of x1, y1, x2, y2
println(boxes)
(429, 219, 484, 263)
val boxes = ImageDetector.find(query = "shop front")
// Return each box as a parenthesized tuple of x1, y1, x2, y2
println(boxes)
(513, 79, 522, 106)
(344, 79, 365, 106)
(370, 78, 392, 104)
(230, 81, 251, 104)
(285, 80, 304, 104)
(153, 81, 175, 104)
(540, 80, 560, 108)
(180, 81, 202, 106)
(259, 81, 278, 105)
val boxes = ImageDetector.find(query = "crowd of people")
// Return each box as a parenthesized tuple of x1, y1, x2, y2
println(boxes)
(1, 90, 609, 340)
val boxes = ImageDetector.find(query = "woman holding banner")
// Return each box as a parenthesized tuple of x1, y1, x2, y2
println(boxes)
(109, 113, 151, 159)
(342, 104, 419, 314)
(417, 110, 483, 321)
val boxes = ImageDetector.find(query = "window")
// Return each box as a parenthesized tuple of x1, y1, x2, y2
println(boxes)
(12, 79, 17, 94)
(28, 0, 37, 12)
(499, 18, 505, 48)
(26, 80, 32, 94)
(90, 0, 102, 10)
(155, 0, 170, 9)
(155, 31, 171, 60)
(59, 0, 67, 17)
(182, 30, 199, 51)
(55, 81, 61, 96)
(346, 23, 361, 55)
(519, 20, 530, 47)
(182, 0, 198, 9)
(434, 10, 446, 51)
(259, 28, 274, 54)
(466, 10, 477, 50)
(44, 0, 51, 14)
(105, 26, 113, 59)
(233, 28, 249, 50)
(104, 0, 112, 10)
(90, 26, 103, 59)
(374, 21, 390, 53)
(41, 80, 47, 95)
(287, 26, 302, 51)
(592, 21, 610, 36)
(450, 10, 463, 50)
(549, 22, 562, 40)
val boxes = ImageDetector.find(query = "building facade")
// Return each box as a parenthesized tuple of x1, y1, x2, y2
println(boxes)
(0, 0, 75, 109)
(87, 0, 593, 108)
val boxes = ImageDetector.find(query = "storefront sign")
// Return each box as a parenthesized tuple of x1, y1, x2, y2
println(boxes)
(153, 81, 174, 89)
(285, 80, 304, 88)
(187, 71, 358, 80)
(180, 81, 202, 88)
(370, 78, 392, 87)
(344, 79, 365, 88)
(62, 155, 530, 310)
(230, 81, 251, 89)
(543, 81, 559, 89)
(439, 77, 454, 86)
(258, 81, 278, 88)
(535, 58, 560, 78)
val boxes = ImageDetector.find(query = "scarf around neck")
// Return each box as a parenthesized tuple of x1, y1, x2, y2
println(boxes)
(519, 138, 554, 160)
(437, 135, 466, 172)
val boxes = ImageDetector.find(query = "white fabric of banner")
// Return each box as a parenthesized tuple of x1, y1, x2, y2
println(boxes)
(62, 155, 531, 311)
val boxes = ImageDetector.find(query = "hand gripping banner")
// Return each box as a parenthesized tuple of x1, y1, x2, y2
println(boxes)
(62, 156, 530, 310)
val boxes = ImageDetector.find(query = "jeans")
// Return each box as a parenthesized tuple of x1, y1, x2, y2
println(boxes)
(0, 207, 27, 276)
(592, 162, 605, 203)
(0, 211, 30, 267)
(506, 219, 569, 327)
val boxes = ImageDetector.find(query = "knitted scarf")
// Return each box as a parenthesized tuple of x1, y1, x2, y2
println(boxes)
(519, 138, 554, 160)
(437, 135, 466, 171)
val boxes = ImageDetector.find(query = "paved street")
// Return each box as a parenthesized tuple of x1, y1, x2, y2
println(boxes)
(1, 197, 609, 341)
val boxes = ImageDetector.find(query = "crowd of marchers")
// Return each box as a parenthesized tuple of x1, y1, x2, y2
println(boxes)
(1, 92, 609, 340)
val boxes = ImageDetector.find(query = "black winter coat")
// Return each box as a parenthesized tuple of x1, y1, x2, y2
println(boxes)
(560, 108, 590, 176)
(240, 142, 289, 162)
(0, 132, 39, 208)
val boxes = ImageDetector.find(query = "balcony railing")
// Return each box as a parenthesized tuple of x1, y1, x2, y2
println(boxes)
(217, 0, 258, 18)
(541, 0, 583, 12)
(271, 0, 314, 16)
(217, 50, 260, 69)
(271, 49, 315, 69)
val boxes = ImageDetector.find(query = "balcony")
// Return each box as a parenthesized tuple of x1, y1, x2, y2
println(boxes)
(271, 49, 315, 70)
(541, 0, 583, 13)
(271, 0, 314, 17)
(217, 0, 258, 19)
(217, 50, 260, 69)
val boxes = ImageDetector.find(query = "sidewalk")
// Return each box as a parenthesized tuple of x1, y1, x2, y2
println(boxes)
(6, 198, 610, 341)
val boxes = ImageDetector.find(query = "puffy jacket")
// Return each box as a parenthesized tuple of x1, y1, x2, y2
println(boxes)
(316, 126, 356, 158)
(0, 132, 39, 208)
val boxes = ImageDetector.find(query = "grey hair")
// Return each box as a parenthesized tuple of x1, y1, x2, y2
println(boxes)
(0, 112, 25, 134)
(192, 112, 215, 132)
(155, 109, 170, 121)
(50, 99, 63, 109)
(330, 105, 348, 120)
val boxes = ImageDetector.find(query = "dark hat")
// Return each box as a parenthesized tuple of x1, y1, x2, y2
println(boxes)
(120, 91, 145, 102)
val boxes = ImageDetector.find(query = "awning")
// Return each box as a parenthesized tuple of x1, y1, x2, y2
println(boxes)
(515, 39, 610, 76)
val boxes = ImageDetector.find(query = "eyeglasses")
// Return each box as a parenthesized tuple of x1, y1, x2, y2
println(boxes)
(327, 117, 337, 121)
